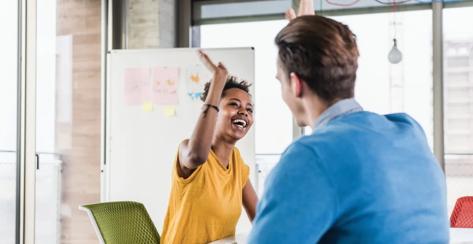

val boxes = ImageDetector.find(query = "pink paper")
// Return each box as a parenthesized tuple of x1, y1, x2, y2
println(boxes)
(124, 68, 149, 105)
(150, 66, 179, 105)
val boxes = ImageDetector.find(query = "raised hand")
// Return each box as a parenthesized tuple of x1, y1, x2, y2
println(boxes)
(198, 50, 228, 87)
(285, 0, 315, 21)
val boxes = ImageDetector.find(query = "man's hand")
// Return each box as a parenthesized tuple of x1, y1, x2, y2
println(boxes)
(285, 0, 315, 21)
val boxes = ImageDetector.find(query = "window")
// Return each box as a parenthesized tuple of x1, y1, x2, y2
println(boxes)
(443, 6, 473, 213)
(331, 10, 434, 146)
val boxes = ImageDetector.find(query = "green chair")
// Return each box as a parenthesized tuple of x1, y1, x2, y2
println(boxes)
(79, 201, 160, 244)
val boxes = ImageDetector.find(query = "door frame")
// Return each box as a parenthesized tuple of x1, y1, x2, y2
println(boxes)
(17, 0, 37, 243)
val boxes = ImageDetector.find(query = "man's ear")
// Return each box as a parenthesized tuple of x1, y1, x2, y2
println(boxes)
(290, 72, 303, 98)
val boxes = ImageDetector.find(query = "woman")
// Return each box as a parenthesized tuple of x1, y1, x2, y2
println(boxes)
(161, 50, 258, 244)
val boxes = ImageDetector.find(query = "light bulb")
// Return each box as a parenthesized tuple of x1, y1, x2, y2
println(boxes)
(388, 38, 403, 64)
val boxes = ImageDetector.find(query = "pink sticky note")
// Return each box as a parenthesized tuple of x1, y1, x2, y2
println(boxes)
(150, 66, 179, 105)
(124, 68, 149, 105)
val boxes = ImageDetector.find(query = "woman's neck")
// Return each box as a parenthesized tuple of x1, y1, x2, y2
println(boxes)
(211, 139, 235, 168)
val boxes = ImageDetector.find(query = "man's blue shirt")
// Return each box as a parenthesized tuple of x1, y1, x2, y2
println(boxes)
(249, 99, 449, 243)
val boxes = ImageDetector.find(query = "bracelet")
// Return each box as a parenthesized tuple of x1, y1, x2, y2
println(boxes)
(203, 103, 219, 112)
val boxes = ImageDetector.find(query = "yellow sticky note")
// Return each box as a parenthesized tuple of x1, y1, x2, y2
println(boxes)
(143, 102, 154, 112)
(163, 106, 176, 117)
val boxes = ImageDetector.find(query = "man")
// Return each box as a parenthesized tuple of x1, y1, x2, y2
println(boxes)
(248, 3, 449, 244)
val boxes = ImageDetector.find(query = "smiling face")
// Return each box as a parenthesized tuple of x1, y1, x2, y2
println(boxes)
(214, 88, 254, 143)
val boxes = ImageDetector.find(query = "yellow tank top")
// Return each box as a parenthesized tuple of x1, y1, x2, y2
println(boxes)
(161, 147, 250, 244)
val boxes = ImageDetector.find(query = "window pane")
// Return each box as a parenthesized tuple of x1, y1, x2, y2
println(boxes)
(0, 1, 18, 244)
(332, 10, 433, 147)
(443, 6, 473, 214)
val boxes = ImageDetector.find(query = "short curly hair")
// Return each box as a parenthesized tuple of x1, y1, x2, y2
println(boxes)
(200, 76, 252, 102)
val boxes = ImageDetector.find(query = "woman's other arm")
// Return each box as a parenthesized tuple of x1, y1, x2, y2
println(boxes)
(243, 181, 258, 221)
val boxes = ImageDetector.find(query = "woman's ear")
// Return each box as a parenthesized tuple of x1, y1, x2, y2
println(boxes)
(290, 72, 303, 98)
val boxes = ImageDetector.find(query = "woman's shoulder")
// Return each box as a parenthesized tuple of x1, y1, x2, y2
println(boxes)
(232, 146, 243, 160)
(232, 147, 249, 168)
(231, 147, 250, 185)
(232, 146, 241, 154)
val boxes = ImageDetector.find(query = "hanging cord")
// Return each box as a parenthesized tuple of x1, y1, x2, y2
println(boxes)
(393, 0, 397, 39)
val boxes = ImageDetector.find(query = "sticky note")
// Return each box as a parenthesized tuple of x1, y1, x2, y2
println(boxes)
(163, 106, 176, 117)
(150, 66, 180, 105)
(124, 67, 149, 105)
(143, 101, 154, 112)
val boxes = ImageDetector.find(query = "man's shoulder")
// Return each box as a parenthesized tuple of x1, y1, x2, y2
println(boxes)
(275, 138, 325, 173)
(332, 110, 418, 125)
(384, 112, 420, 126)
(298, 124, 354, 150)
(321, 111, 425, 138)
(266, 140, 331, 191)
(283, 138, 320, 158)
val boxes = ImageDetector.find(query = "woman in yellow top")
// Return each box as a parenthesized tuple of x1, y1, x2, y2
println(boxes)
(161, 51, 258, 244)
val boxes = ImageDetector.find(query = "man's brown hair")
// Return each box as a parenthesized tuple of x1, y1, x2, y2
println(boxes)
(275, 15, 359, 103)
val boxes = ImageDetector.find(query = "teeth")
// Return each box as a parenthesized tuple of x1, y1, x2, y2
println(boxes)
(232, 119, 247, 128)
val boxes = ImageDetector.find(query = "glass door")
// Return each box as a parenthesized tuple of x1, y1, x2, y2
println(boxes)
(35, 1, 102, 243)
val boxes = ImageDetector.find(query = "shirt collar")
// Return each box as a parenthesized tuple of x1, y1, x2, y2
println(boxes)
(313, 98, 363, 132)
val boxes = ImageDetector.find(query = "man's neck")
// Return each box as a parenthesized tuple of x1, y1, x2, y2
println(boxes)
(302, 95, 329, 129)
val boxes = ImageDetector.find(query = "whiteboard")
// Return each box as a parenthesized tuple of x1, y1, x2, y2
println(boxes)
(104, 48, 255, 233)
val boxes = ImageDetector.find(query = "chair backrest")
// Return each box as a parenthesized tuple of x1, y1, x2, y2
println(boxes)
(451, 196, 473, 228)
(79, 201, 160, 244)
